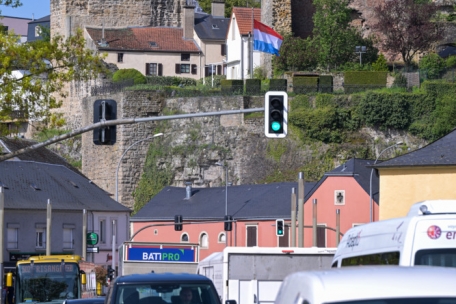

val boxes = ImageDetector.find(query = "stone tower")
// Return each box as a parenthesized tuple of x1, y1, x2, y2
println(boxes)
(50, 0, 185, 39)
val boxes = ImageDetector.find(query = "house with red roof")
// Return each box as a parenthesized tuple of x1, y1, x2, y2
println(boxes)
(84, 1, 229, 80)
(225, 7, 261, 80)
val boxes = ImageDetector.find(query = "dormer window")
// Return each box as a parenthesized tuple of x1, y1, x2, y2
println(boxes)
(212, 24, 219, 29)
(149, 41, 158, 47)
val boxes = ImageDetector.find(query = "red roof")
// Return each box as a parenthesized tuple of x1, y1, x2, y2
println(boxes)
(231, 7, 261, 35)
(86, 27, 200, 53)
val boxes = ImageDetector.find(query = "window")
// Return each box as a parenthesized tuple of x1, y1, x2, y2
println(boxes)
(200, 232, 208, 248)
(181, 64, 190, 73)
(35, 25, 42, 37)
(63, 225, 74, 249)
(117, 53, 124, 63)
(218, 233, 226, 243)
(415, 249, 456, 267)
(278, 224, 289, 247)
(100, 219, 106, 244)
(246, 226, 257, 247)
(36, 228, 46, 248)
(181, 233, 189, 242)
(317, 225, 326, 247)
(334, 190, 345, 205)
(181, 53, 190, 61)
(341, 252, 400, 266)
(7, 224, 19, 249)
(146, 63, 163, 76)
(111, 219, 118, 244)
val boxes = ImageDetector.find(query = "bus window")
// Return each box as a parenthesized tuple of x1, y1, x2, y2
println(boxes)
(415, 249, 456, 267)
(331, 261, 338, 268)
(341, 252, 400, 266)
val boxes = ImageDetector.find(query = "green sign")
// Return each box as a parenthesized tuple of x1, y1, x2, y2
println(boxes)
(87, 233, 99, 245)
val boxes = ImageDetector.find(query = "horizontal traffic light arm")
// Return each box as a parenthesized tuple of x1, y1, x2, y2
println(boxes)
(0, 107, 264, 162)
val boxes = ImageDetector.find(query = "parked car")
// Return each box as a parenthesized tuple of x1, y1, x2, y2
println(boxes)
(63, 296, 105, 304)
(105, 273, 221, 304)
(274, 266, 456, 304)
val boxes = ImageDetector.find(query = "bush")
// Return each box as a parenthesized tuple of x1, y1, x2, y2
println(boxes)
(419, 53, 445, 80)
(372, 54, 389, 72)
(392, 73, 407, 88)
(112, 68, 146, 85)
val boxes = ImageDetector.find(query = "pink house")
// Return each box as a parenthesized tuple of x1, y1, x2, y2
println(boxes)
(130, 158, 379, 260)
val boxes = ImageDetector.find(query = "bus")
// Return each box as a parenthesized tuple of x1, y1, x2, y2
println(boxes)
(6, 255, 87, 304)
(331, 200, 456, 268)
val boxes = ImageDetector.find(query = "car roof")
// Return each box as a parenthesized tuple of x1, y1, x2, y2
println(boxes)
(277, 266, 456, 304)
(114, 272, 213, 285)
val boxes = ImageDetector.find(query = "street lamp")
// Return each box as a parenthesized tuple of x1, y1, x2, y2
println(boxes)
(115, 133, 164, 202)
(369, 141, 403, 222)
(355, 46, 367, 65)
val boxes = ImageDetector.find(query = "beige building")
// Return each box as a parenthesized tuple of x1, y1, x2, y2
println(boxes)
(375, 129, 456, 220)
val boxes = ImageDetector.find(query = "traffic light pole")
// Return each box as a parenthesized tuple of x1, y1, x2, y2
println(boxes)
(0, 108, 264, 162)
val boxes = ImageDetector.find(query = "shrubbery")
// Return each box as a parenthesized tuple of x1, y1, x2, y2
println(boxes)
(112, 68, 146, 84)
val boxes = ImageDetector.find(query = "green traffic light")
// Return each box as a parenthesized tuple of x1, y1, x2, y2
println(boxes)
(271, 121, 281, 131)
(278, 230, 283, 235)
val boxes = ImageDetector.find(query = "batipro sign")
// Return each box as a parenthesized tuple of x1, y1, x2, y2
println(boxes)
(126, 245, 196, 263)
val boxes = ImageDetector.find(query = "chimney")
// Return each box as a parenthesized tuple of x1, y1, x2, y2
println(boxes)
(183, 0, 195, 39)
(184, 181, 193, 200)
(211, 0, 225, 17)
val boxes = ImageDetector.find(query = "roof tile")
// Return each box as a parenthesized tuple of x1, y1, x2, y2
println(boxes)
(231, 7, 261, 36)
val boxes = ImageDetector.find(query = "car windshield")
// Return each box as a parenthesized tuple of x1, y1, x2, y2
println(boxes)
(114, 283, 220, 304)
(328, 298, 456, 304)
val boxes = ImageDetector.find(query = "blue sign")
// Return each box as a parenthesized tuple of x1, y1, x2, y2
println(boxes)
(127, 247, 196, 263)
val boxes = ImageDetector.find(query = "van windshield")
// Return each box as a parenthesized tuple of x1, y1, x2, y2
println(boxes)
(113, 283, 220, 304)
(415, 249, 456, 267)
(329, 298, 456, 304)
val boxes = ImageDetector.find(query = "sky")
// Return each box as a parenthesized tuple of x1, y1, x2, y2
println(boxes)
(1, 0, 50, 19)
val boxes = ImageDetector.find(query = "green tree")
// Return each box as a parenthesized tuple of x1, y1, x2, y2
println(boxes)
(0, 28, 107, 135)
(420, 53, 445, 79)
(197, 0, 260, 17)
(0, 0, 21, 13)
(311, 0, 378, 70)
(273, 34, 317, 73)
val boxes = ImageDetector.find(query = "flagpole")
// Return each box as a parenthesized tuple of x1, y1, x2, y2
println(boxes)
(250, 8, 254, 79)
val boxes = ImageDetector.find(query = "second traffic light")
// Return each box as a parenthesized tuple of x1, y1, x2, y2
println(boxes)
(224, 215, 233, 231)
(174, 215, 183, 231)
(93, 99, 117, 145)
(276, 219, 284, 237)
(265, 91, 288, 138)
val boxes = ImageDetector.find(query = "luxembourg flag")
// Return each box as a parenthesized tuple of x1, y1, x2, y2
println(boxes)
(253, 19, 283, 56)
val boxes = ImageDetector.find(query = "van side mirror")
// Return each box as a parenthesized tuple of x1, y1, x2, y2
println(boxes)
(226, 300, 237, 304)
(80, 270, 87, 285)
(6, 273, 13, 287)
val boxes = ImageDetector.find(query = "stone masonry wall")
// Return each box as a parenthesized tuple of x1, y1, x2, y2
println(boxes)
(51, 0, 185, 39)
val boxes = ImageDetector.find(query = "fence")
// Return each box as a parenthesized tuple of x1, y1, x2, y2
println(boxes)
(91, 79, 135, 96)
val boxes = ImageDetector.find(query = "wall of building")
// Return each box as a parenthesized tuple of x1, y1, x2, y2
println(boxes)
(379, 166, 456, 220)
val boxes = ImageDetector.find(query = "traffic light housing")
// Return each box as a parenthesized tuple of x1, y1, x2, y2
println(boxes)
(174, 215, 183, 231)
(276, 219, 284, 237)
(93, 99, 117, 145)
(265, 91, 288, 138)
(107, 265, 115, 280)
(224, 215, 233, 231)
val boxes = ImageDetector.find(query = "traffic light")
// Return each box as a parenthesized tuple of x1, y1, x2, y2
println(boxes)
(174, 215, 183, 231)
(93, 99, 117, 145)
(224, 215, 233, 231)
(107, 265, 115, 280)
(265, 91, 288, 138)
(276, 219, 284, 237)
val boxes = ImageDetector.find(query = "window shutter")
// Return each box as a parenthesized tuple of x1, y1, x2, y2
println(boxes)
(205, 66, 209, 77)
(217, 65, 222, 75)
(145, 63, 150, 76)
(221, 44, 226, 56)
(175, 64, 181, 74)
(158, 64, 163, 76)
(191, 64, 197, 75)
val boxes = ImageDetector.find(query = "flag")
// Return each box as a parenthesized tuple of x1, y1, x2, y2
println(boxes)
(253, 20, 283, 56)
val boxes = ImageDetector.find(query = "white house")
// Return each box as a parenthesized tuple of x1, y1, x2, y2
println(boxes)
(225, 7, 261, 80)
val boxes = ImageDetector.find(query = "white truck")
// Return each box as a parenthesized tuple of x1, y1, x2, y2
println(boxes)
(118, 242, 200, 275)
(197, 246, 336, 304)
(331, 200, 456, 268)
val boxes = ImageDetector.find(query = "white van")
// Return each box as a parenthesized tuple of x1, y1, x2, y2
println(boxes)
(274, 266, 456, 304)
(331, 200, 456, 268)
